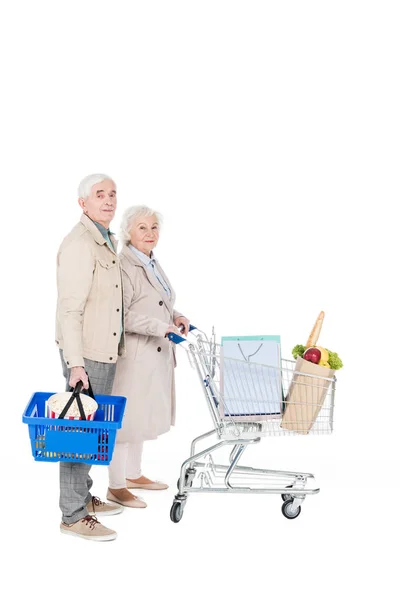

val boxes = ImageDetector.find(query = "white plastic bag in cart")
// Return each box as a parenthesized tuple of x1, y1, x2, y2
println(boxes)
(220, 336, 283, 420)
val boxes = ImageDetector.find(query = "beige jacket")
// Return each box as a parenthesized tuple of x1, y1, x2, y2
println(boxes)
(111, 245, 184, 443)
(55, 214, 125, 367)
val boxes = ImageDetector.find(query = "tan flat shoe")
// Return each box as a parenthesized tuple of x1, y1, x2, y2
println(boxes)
(126, 479, 169, 491)
(106, 489, 147, 508)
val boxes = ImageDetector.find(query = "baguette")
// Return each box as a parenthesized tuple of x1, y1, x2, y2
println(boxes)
(306, 311, 325, 348)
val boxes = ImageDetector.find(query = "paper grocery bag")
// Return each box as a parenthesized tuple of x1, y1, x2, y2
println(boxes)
(281, 357, 335, 434)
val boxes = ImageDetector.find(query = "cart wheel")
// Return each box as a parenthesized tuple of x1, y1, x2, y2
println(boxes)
(281, 485, 294, 502)
(281, 499, 302, 520)
(170, 501, 184, 523)
(177, 471, 195, 489)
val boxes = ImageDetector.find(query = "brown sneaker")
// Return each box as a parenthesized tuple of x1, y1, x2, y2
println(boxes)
(60, 515, 117, 541)
(86, 496, 123, 516)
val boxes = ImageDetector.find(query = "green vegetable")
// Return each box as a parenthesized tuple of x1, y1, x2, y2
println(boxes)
(292, 344, 306, 359)
(326, 350, 343, 370)
(291, 344, 343, 370)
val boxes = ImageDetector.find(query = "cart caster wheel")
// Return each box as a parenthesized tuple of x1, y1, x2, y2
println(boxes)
(170, 501, 184, 523)
(177, 477, 190, 489)
(281, 485, 294, 502)
(281, 499, 302, 520)
(177, 470, 195, 489)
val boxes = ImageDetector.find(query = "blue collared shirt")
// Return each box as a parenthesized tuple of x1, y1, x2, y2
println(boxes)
(93, 221, 115, 250)
(129, 245, 171, 299)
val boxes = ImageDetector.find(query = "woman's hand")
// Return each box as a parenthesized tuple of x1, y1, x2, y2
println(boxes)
(173, 316, 190, 336)
(69, 366, 89, 390)
(165, 325, 181, 337)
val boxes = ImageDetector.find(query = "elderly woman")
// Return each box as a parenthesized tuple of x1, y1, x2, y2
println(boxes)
(107, 205, 189, 508)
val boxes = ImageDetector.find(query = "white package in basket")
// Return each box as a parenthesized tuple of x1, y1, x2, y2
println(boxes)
(46, 392, 98, 421)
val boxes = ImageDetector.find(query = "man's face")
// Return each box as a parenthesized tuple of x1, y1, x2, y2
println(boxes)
(79, 179, 117, 227)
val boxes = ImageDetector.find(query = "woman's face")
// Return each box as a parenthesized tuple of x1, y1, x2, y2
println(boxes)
(130, 215, 160, 256)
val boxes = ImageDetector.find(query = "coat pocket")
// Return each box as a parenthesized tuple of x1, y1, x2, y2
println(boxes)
(135, 333, 153, 360)
(95, 258, 118, 292)
(125, 333, 140, 361)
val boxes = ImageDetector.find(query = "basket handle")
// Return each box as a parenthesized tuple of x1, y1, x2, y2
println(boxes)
(58, 378, 96, 420)
(70, 379, 96, 400)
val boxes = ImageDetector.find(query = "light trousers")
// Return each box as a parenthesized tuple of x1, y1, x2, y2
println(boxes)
(108, 441, 144, 489)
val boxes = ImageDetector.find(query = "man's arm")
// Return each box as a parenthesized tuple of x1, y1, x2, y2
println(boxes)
(57, 239, 94, 368)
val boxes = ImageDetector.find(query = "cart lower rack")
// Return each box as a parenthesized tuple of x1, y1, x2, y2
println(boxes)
(168, 326, 336, 521)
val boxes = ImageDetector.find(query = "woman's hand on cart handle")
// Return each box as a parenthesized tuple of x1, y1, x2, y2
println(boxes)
(165, 325, 181, 337)
(179, 323, 197, 334)
(69, 366, 89, 390)
(167, 323, 197, 344)
(173, 316, 190, 336)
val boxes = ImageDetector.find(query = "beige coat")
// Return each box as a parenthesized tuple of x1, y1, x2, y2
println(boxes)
(112, 245, 184, 443)
(55, 214, 125, 367)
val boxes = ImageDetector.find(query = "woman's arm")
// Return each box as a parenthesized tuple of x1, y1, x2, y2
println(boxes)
(123, 269, 173, 338)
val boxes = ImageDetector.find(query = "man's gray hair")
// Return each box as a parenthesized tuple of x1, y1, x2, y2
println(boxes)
(119, 205, 163, 245)
(78, 173, 114, 199)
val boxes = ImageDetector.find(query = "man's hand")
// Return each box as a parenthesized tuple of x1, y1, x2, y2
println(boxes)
(69, 366, 89, 390)
(173, 316, 190, 336)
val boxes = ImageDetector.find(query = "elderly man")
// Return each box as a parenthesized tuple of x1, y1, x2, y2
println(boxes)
(55, 173, 125, 541)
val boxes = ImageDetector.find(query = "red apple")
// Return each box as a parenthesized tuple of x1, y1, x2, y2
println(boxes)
(303, 347, 321, 364)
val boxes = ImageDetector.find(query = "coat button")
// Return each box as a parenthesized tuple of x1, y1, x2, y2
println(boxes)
(109, 357, 113, 360)
(66, 361, 70, 365)
(113, 332, 117, 336)
(112, 260, 116, 264)
(157, 347, 161, 352)
(159, 300, 163, 306)
(116, 308, 120, 312)
(116, 284, 118, 288)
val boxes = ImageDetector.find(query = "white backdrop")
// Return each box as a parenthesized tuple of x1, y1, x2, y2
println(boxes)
(1, 1, 398, 598)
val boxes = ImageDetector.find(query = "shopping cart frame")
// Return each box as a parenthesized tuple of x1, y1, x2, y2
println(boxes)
(169, 326, 336, 521)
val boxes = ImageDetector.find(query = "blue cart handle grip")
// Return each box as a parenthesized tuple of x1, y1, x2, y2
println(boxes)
(168, 324, 197, 344)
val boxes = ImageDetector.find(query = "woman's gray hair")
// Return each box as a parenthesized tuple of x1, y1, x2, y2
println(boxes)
(119, 205, 163, 245)
(78, 173, 114, 199)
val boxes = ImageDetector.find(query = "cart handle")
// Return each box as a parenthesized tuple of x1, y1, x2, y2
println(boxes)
(168, 324, 196, 344)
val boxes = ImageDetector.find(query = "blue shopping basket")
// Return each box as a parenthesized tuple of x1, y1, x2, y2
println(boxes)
(22, 385, 126, 465)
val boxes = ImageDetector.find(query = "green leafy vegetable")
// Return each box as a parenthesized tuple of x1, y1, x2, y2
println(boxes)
(292, 344, 306, 359)
(326, 350, 343, 370)
(291, 344, 343, 370)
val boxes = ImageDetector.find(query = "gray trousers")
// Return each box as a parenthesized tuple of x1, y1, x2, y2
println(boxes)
(59, 351, 116, 524)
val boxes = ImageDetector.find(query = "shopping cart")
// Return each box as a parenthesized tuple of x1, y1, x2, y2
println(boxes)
(169, 326, 336, 521)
